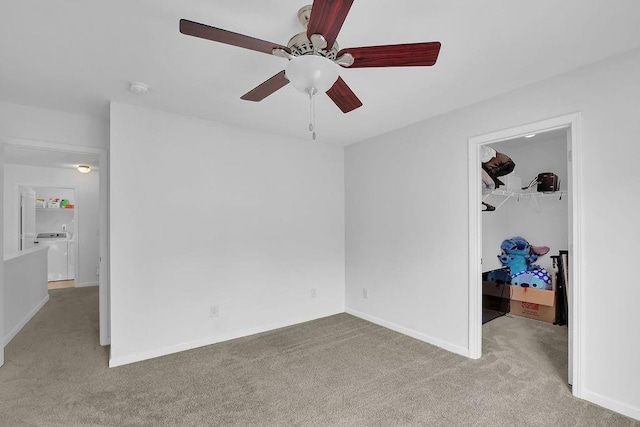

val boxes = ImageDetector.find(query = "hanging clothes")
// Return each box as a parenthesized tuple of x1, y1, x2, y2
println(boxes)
(482, 150, 515, 187)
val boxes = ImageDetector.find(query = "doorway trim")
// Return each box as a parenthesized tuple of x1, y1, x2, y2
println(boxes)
(1, 137, 110, 347)
(467, 113, 583, 398)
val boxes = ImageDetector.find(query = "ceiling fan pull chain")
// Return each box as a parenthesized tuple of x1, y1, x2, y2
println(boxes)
(308, 88, 317, 140)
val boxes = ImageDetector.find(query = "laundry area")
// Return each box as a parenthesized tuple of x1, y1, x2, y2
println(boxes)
(30, 187, 76, 287)
(480, 128, 570, 328)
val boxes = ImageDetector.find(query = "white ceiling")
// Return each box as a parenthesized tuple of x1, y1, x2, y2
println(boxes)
(2, 0, 640, 147)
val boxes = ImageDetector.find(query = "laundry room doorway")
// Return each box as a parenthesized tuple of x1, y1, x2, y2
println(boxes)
(467, 113, 584, 398)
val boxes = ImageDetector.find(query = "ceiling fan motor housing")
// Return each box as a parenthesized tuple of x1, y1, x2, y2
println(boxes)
(287, 32, 339, 60)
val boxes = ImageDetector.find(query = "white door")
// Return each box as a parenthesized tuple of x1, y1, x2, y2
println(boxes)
(19, 186, 36, 250)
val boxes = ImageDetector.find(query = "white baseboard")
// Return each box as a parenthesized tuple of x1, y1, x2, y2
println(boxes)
(345, 308, 470, 358)
(75, 281, 98, 288)
(108, 309, 343, 368)
(4, 294, 50, 346)
(582, 389, 640, 421)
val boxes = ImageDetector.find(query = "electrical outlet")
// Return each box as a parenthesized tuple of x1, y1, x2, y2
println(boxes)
(363, 288, 368, 299)
(210, 304, 219, 318)
(311, 288, 317, 299)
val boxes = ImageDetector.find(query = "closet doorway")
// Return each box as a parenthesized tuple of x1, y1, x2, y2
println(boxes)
(467, 113, 584, 398)
(481, 128, 568, 320)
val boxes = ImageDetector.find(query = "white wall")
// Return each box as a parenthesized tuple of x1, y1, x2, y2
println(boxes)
(0, 101, 108, 149)
(35, 186, 76, 235)
(0, 143, 4, 366)
(481, 200, 512, 272)
(4, 247, 49, 345)
(3, 164, 100, 286)
(345, 48, 640, 418)
(109, 103, 345, 366)
(483, 134, 569, 273)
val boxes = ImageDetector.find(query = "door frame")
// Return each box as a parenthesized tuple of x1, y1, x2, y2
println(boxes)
(467, 113, 583, 398)
(1, 137, 110, 347)
(19, 186, 37, 250)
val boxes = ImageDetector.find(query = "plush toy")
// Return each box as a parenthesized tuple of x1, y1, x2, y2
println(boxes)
(498, 236, 531, 275)
(498, 236, 552, 290)
(500, 236, 529, 253)
(510, 270, 552, 290)
(486, 269, 510, 284)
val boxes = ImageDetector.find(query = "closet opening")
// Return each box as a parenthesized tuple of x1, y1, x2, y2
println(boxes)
(468, 113, 583, 398)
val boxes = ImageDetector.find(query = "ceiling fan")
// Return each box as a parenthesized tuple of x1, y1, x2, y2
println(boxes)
(180, 0, 441, 110)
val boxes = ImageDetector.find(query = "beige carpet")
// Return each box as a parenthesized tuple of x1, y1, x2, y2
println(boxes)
(1, 287, 637, 426)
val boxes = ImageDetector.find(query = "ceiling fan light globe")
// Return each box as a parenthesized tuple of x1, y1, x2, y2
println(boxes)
(285, 55, 339, 94)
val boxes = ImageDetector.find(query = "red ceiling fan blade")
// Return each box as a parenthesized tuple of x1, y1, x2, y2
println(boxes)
(338, 42, 441, 68)
(326, 77, 362, 113)
(307, 0, 354, 50)
(180, 19, 290, 55)
(240, 71, 290, 102)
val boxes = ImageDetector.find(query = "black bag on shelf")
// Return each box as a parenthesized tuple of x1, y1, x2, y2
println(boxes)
(537, 172, 559, 192)
(522, 172, 560, 193)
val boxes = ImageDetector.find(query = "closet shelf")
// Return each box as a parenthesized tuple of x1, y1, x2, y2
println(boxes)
(483, 189, 567, 210)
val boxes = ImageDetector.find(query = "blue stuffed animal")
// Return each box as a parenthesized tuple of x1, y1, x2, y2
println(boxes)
(486, 269, 510, 284)
(510, 270, 552, 290)
(498, 236, 531, 275)
(498, 236, 552, 290)
(500, 236, 529, 253)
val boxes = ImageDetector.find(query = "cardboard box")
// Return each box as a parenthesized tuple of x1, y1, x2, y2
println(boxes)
(509, 286, 556, 323)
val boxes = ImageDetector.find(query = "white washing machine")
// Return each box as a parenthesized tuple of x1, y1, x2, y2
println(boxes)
(35, 232, 74, 281)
